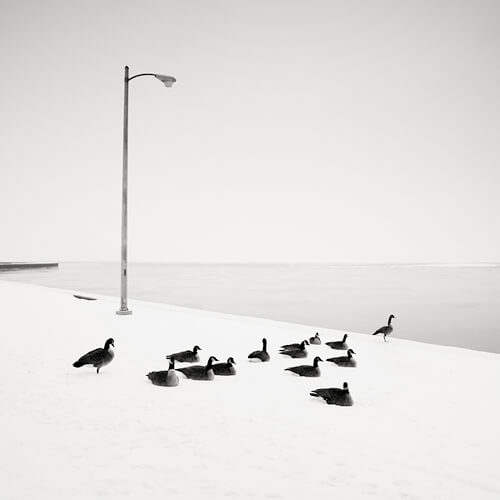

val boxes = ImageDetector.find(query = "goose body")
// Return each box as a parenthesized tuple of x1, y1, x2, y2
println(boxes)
(326, 349, 357, 367)
(325, 334, 349, 350)
(176, 356, 218, 380)
(285, 356, 323, 377)
(309, 332, 321, 345)
(147, 359, 179, 387)
(166, 345, 201, 363)
(248, 338, 270, 362)
(310, 382, 353, 406)
(280, 341, 308, 358)
(372, 315, 395, 342)
(72, 338, 114, 374)
(281, 339, 309, 350)
(212, 357, 236, 376)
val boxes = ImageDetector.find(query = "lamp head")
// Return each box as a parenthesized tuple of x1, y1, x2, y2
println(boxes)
(154, 74, 176, 87)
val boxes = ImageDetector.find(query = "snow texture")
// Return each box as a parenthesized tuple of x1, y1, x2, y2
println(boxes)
(0, 280, 499, 499)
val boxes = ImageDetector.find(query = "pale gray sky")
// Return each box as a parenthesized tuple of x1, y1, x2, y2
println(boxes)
(1, 0, 499, 263)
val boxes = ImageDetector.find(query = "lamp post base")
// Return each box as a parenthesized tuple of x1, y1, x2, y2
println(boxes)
(116, 309, 132, 315)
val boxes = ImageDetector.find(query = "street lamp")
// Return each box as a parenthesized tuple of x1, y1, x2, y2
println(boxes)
(116, 65, 176, 315)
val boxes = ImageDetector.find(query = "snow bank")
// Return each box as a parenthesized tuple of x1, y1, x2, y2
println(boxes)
(0, 280, 499, 499)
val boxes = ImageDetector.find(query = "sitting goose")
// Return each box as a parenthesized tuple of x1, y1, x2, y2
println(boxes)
(310, 382, 353, 406)
(146, 359, 179, 387)
(248, 338, 270, 362)
(309, 332, 321, 345)
(285, 356, 323, 377)
(176, 356, 219, 380)
(280, 340, 308, 358)
(326, 349, 357, 367)
(212, 357, 236, 376)
(281, 339, 310, 350)
(372, 314, 396, 342)
(166, 345, 201, 363)
(325, 333, 349, 350)
(73, 338, 115, 374)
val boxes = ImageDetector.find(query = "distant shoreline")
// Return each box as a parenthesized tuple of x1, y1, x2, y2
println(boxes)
(0, 262, 58, 271)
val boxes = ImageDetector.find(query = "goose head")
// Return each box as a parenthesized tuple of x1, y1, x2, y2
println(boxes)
(388, 315, 395, 324)
(347, 349, 356, 357)
(104, 338, 115, 349)
(313, 356, 323, 366)
(262, 338, 268, 351)
(193, 345, 202, 353)
(342, 334, 348, 342)
(227, 357, 236, 365)
(342, 382, 349, 392)
(206, 356, 219, 367)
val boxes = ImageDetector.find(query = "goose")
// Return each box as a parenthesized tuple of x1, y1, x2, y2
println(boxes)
(176, 356, 218, 380)
(248, 338, 270, 362)
(166, 345, 202, 363)
(212, 357, 236, 376)
(372, 315, 396, 342)
(325, 333, 349, 350)
(146, 359, 179, 387)
(72, 338, 114, 374)
(309, 332, 321, 345)
(280, 339, 310, 350)
(285, 356, 323, 377)
(326, 349, 357, 367)
(280, 340, 308, 358)
(310, 382, 353, 406)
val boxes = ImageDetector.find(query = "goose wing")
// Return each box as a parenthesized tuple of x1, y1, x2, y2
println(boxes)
(76, 347, 107, 366)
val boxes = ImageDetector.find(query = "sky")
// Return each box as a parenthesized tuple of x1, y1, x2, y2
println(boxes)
(1, 0, 499, 263)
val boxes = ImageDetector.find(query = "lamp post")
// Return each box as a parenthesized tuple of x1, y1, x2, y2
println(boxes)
(116, 65, 176, 315)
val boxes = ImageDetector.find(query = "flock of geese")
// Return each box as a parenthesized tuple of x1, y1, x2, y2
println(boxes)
(72, 315, 396, 407)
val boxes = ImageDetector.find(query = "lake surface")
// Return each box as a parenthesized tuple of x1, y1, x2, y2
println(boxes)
(1, 262, 499, 353)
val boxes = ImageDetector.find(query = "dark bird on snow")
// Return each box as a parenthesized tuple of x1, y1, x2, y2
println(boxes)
(309, 332, 321, 345)
(281, 339, 310, 350)
(325, 333, 349, 350)
(248, 338, 270, 362)
(146, 359, 179, 387)
(212, 357, 237, 376)
(280, 340, 308, 358)
(72, 338, 115, 374)
(176, 356, 219, 380)
(310, 382, 353, 406)
(284, 356, 323, 377)
(372, 315, 396, 342)
(166, 345, 202, 363)
(326, 349, 357, 367)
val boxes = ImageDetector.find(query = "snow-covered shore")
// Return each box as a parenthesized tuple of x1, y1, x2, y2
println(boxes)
(1, 280, 499, 500)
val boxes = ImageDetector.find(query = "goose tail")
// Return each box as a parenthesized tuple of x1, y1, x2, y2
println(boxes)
(73, 360, 84, 368)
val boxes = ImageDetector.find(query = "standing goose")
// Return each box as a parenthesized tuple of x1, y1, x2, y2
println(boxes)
(280, 340, 308, 358)
(212, 357, 236, 376)
(325, 334, 349, 350)
(309, 332, 321, 345)
(326, 349, 357, 367)
(372, 315, 396, 342)
(72, 338, 115, 374)
(248, 338, 270, 362)
(285, 356, 323, 377)
(176, 356, 219, 380)
(146, 359, 179, 387)
(166, 345, 202, 363)
(310, 382, 353, 406)
(280, 339, 310, 350)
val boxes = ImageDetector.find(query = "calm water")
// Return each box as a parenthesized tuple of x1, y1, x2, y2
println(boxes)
(1, 262, 499, 353)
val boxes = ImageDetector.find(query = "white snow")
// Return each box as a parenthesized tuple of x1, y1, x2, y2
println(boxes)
(1, 280, 499, 499)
